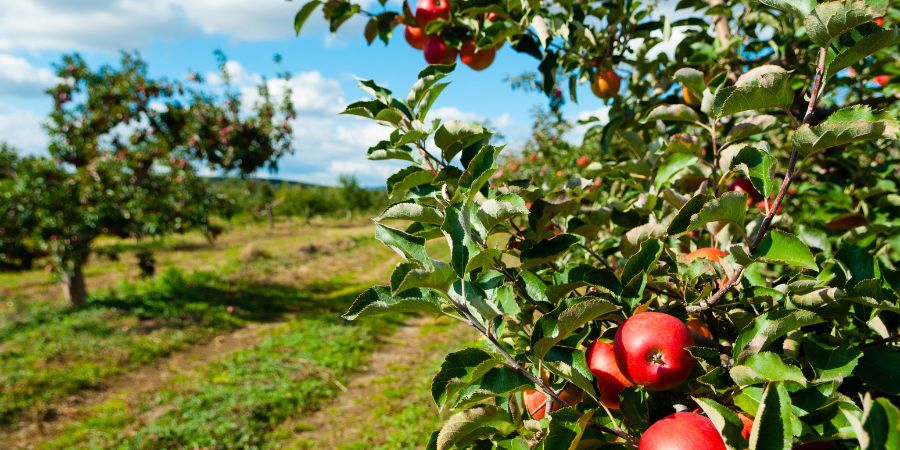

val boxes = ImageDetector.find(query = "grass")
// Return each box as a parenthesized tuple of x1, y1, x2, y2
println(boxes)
(2, 220, 473, 449)
(40, 283, 405, 449)
(0, 225, 381, 427)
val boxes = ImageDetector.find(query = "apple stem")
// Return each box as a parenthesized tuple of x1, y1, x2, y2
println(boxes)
(687, 46, 828, 314)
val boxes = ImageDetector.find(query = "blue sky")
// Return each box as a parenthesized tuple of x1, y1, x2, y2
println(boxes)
(0, 0, 644, 186)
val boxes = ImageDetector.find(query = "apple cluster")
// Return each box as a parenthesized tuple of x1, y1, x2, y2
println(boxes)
(403, 0, 501, 70)
(523, 312, 757, 450)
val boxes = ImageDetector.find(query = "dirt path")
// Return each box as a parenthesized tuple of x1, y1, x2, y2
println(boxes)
(283, 315, 477, 449)
(2, 321, 284, 449)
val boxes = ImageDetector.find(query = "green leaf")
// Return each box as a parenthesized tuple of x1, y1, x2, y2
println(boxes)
(688, 191, 749, 232)
(432, 347, 500, 407)
(532, 297, 619, 359)
(408, 64, 454, 111)
(711, 65, 793, 118)
(731, 144, 777, 197)
(793, 105, 899, 156)
(374, 222, 431, 267)
(343, 285, 442, 320)
(541, 409, 594, 450)
(376, 202, 443, 225)
(458, 145, 501, 201)
(540, 347, 598, 401)
(294, 1, 321, 35)
(826, 28, 900, 80)
(367, 140, 415, 162)
(725, 115, 779, 145)
(390, 261, 456, 295)
(668, 194, 712, 235)
(477, 194, 529, 232)
(655, 153, 698, 188)
(804, 339, 862, 383)
(694, 397, 750, 450)
(454, 367, 533, 408)
(620, 238, 663, 297)
(753, 230, 818, 271)
(674, 67, 706, 98)
(733, 309, 824, 362)
(756, 0, 815, 16)
(850, 396, 900, 450)
(441, 203, 478, 277)
(730, 352, 807, 388)
(641, 104, 700, 123)
(386, 166, 436, 199)
(435, 121, 491, 162)
(805, 1, 881, 47)
(520, 234, 583, 267)
(436, 406, 508, 450)
(749, 382, 792, 450)
(855, 347, 900, 395)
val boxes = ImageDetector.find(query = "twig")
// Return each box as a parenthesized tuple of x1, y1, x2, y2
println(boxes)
(687, 47, 828, 314)
(579, 243, 614, 272)
(862, 334, 900, 349)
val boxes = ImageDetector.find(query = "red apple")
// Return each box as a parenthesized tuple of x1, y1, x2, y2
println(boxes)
(639, 412, 726, 450)
(614, 312, 695, 390)
(423, 37, 457, 65)
(577, 155, 589, 167)
(586, 341, 633, 409)
(728, 178, 763, 205)
(874, 16, 885, 27)
(521, 385, 582, 419)
(415, 0, 451, 27)
(529, 154, 538, 162)
(874, 74, 890, 87)
(523, 389, 550, 419)
(685, 317, 714, 345)
(404, 26, 427, 49)
(459, 40, 496, 71)
(486, 12, 501, 22)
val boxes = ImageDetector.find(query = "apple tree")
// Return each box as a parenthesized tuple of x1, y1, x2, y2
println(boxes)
(0, 52, 295, 306)
(296, 0, 898, 448)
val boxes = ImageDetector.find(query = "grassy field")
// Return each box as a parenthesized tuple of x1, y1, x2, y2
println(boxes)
(0, 220, 474, 449)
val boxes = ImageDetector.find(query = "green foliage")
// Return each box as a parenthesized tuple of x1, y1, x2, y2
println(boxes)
(316, 0, 900, 446)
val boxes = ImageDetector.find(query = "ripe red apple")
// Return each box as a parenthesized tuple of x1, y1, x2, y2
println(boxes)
(415, 0, 451, 27)
(685, 317, 714, 345)
(486, 12, 501, 22)
(586, 341, 632, 409)
(460, 40, 496, 71)
(728, 178, 763, 205)
(874, 16, 885, 27)
(639, 412, 726, 450)
(593, 179, 602, 187)
(874, 74, 890, 87)
(577, 155, 589, 167)
(404, 26, 427, 50)
(522, 385, 582, 419)
(614, 312, 695, 390)
(529, 154, 538, 162)
(423, 37, 457, 65)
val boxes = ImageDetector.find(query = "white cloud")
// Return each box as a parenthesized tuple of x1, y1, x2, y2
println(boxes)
(0, 103, 47, 154)
(174, 0, 299, 41)
(0, 54, 59, 96)
(0, 1, 197, 52)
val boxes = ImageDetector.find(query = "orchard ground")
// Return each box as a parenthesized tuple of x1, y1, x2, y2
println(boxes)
(0, 219, 474, 449)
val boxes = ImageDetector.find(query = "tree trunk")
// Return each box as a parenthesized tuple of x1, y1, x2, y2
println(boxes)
(267, 205, 275, 229)
(60, 261, 87, 307)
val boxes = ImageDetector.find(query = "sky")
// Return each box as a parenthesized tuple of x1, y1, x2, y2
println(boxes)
(0, 0, 677, 186)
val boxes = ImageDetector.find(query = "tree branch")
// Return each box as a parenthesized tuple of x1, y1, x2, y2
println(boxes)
(687, 47, 828, 314)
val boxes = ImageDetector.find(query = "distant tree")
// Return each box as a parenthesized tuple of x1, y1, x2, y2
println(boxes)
(0, 52, 295, 306)
(338, 174, 374, 214)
